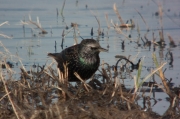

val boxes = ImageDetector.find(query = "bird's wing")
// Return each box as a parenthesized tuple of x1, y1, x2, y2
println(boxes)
(62, 45, 79, 61)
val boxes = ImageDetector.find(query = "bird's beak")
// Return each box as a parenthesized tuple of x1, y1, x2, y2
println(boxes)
(98, 47, 108, 52)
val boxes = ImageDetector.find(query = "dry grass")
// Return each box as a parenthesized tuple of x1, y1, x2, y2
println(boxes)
(0, 62, 160, 119)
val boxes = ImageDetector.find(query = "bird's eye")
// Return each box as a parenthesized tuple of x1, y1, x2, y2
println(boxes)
(91, 47, 97, 50)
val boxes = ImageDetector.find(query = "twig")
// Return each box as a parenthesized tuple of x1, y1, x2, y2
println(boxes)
(52, 85, 74, 99)
(74, 72, 92, 92)
(90, 10, 101, 35)
(158, 4, 164, 41)
(113, 3, 124, 24)
(0, 34, 12, 39)
(134, 9, 147, 26)
(72, 24, 78, 44)
(61, 0, 66, 16)
(0, 91, 11, 101)
(105, 13, 111, 29)
(20, 15, 48, 34)
(0, 21, 12, 39)
(111, 20, 132, 41)
(0, 21, 9, 27)
(29, 20, 47, 34)
(152, 53, 175, 99)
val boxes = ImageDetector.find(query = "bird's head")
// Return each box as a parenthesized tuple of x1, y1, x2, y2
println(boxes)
(79, 39, 108, 56)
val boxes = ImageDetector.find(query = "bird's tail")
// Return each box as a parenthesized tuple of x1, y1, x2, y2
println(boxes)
(48, 53, 54, 57)
(48, 53, 58, 60)
(48, 53, 63, 62)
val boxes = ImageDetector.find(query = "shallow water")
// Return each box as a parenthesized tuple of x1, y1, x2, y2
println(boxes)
(0, 0, 180, 115)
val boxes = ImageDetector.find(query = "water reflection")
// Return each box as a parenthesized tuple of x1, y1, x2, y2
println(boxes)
(165, 50, 174, 69)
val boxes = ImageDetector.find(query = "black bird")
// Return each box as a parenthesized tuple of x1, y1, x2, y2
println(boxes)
(48, 39, 108, 82)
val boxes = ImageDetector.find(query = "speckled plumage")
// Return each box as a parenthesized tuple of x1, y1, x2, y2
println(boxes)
(48, 39, 108, 82)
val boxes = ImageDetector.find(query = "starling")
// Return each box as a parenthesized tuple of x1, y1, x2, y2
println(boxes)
(48, 39, 108, 82)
